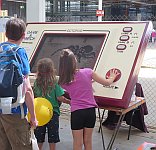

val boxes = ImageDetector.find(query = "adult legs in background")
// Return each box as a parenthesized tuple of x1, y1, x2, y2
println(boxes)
(102, 111, 119, 130)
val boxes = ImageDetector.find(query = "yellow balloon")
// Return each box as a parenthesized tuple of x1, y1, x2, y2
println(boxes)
(27, 97, 53, 126)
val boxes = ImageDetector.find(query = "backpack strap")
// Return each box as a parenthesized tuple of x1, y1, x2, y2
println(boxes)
(0, 43, 21, 53)
(0, 43, 25, 118)
(20, 104, 25, 119)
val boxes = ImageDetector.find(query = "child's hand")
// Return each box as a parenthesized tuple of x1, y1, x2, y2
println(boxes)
(108, 68, 120, 81)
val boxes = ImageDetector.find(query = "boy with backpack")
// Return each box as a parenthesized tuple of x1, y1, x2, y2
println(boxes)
(0, 18, 38, 150)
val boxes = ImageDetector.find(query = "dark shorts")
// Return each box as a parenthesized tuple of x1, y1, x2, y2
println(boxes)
(34, 112, 60, 143)
(71, 107, 96, 130)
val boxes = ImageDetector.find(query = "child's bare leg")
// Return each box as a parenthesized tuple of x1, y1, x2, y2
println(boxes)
(83, 128, 93, 150)
(72, 129, 83, 150)
(49, 143, 56, 150)
(38, 143, 44, 150)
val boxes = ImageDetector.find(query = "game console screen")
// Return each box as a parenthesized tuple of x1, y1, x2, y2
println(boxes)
(30, 33, 107, 73)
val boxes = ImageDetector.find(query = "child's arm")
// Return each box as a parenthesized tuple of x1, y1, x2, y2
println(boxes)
(24, 75, 38, 128)
(92, 69, 119, 86)
(57, 96, 70, 105)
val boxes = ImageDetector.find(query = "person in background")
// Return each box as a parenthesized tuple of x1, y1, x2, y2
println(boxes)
(0, 18, 38, 150)
(33, 58, 70, 150)
(58, 48, 119, 150)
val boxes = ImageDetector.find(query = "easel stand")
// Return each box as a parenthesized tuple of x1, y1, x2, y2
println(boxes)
(98, 97, 145, 150)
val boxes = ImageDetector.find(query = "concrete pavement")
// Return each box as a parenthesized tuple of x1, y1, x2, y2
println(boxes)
(42, 113, 156, 150)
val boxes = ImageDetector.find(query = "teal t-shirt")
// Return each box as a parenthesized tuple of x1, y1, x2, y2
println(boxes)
(33, 81, 64, 115)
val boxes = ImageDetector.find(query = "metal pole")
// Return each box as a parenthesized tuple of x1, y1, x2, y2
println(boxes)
(98, 0, 102, 21)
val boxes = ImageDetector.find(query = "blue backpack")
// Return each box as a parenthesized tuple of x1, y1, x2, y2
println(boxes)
(0, 44, 25, 112)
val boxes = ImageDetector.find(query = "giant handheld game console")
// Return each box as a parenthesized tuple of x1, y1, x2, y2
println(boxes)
(21, 21, 152, 108)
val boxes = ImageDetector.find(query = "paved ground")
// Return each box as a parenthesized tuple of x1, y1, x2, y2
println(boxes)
(42, 113, 156, 150)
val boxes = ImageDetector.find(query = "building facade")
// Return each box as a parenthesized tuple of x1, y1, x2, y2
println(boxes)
(1, 0, 26, 20)
(45, 0, 156, 23)
(1, 0, 156, 23)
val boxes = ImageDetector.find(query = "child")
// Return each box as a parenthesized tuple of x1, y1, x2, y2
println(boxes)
(33, 58, 70, 150)
(0, 17, 37, 150)
(58, 49, 119, 150)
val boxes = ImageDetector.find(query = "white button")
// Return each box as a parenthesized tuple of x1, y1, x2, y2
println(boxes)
(120, 35, 129, 41)
(123, 27, 133, 32)
(116, 44, 126, 50)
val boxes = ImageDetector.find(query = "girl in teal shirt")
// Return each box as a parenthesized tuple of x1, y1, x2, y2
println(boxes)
(33, 58, 70, 150)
